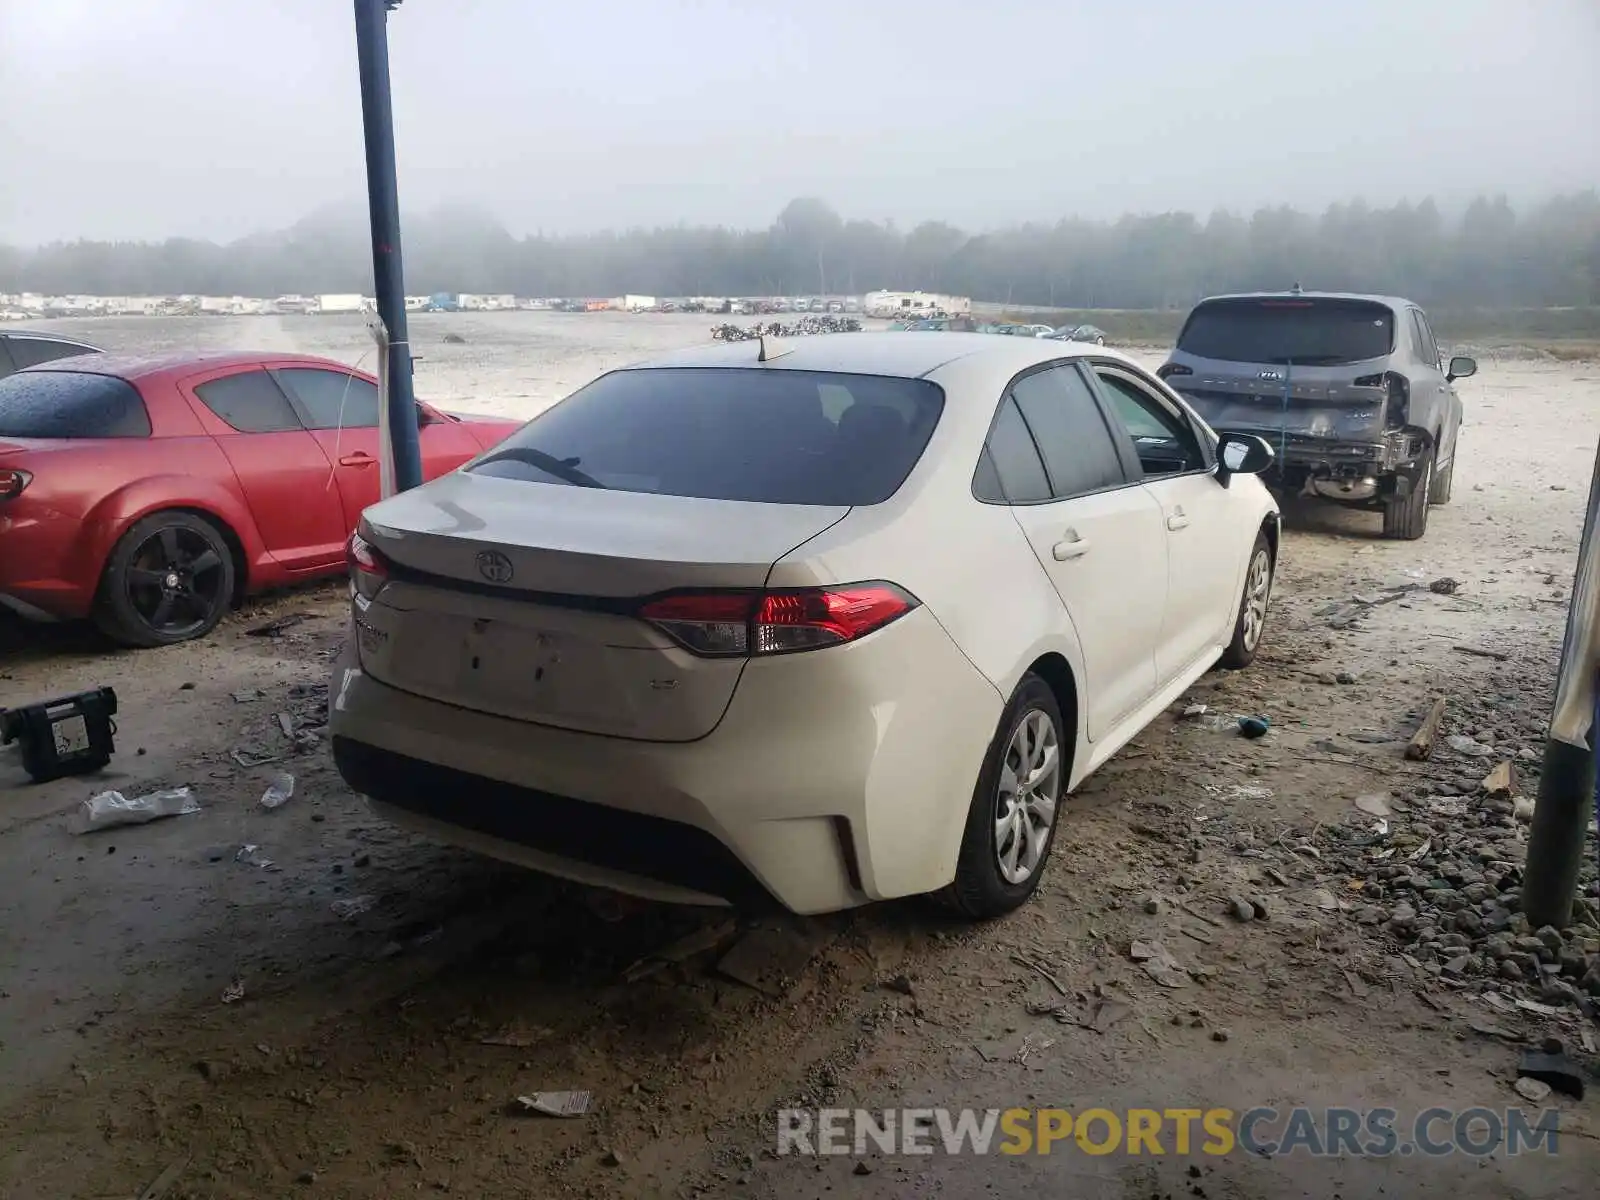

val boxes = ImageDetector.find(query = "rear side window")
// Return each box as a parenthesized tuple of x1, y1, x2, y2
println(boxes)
(276, 367, 381, 429)
(7, 337, 97, 370)
(1008, 365, 1126, 499)
(974, 397, 1051, 504)
(1177, 298, 1395, 366)
(0, 371, 151, 438)
(194, 370, 303, 433)
(469, 367, 945, 506)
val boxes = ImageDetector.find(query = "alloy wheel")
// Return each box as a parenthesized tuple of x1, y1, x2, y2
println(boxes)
(1241, 548, 1272, 652)
(993, 709, 1061, 885)
(123, 525, 228, 639)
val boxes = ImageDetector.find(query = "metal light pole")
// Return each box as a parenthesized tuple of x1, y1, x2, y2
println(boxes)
(354, 0, 422, 493)
(1523, 439, 1600, 928)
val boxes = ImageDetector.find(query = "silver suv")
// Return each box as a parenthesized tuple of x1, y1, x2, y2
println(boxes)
(1158, 291, 1475, 540)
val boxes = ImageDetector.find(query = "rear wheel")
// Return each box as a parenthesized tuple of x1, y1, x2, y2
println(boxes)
(938, 673, 1066, 919)
(1430, 454, 1454, 506)
(94, 511, 236, 647)
(1382, 447, 1433, 540)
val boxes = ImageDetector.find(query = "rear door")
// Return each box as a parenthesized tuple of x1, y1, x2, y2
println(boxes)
(184, 367, 348, 572)
(978, 363, 1167, 740)
(1087, 362, 1240, 681)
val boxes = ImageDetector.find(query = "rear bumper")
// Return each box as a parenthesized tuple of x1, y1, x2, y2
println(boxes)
(326, 607, 1004, 914)
(1218, 429, 1421, 481)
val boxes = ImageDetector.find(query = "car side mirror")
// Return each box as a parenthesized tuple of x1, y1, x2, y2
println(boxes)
(1447, 356, 1476, 382)
(1216, 432, 1275, 484)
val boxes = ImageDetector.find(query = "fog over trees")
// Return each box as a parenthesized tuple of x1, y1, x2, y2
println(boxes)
(3, 193, 1597, 311)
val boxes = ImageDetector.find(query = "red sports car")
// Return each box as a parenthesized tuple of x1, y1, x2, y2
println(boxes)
(0, 350, 522, 646)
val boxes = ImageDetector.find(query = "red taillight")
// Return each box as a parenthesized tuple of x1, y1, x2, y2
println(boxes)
(1157, 363, 1192, 380)
(0, 468, 31, 500)
(636, 582, 919, 657)
(347, 531, 389, 601)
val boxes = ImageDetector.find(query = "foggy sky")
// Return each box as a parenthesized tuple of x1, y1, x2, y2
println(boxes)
(2, 0, 1596, 246)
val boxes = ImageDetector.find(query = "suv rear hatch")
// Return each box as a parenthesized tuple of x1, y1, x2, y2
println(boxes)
(351, 363, 944, 742)
(1164, 297, 1397, 442)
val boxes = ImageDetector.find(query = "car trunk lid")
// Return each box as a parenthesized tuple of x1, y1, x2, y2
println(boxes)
(354, 472, 848, 741)
(1171, 362, 1390, 442)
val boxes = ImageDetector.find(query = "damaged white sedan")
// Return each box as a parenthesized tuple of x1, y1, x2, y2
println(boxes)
(329, 332, 1280, 917)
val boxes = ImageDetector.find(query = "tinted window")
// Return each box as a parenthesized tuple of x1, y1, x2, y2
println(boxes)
(470, 367, 944, 506)
(7, 337, 97, 370)
(0, 339, 14, 377)
(0, 371, 151, 438)
(194, 370, 303, 433)
(1177, 298, 1395, 365)
(1009, 366, 1126, 499)
(276, 368, 381, 429)
(1094, 369, 1206, 475)
(974, 397, 1051, 504)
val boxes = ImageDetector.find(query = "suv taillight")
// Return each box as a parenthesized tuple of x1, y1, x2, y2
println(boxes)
(637, 583, 919, 657)
(0, 468, 31, 500)
(347, 531, 390, 602)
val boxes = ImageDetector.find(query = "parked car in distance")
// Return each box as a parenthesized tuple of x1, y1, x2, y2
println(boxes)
(0, 330, 101, 379)
(0, 351, 521, 646)
(1048, 324, 1108, 346)
(330, 332, 1282, 919)
(1157, 291, 1473, 539)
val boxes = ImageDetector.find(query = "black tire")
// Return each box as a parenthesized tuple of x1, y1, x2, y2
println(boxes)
(1219, 532, 1274, 670)
(1430, 454, 1454, 506)
(1381, 447, 1433, 540)
(94, 510, 236, 648)
(1094, 335, 1106, 346)
(938, 673, 1066, 920)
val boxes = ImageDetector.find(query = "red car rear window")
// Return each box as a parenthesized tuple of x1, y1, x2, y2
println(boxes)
(0, 371, 151, 439)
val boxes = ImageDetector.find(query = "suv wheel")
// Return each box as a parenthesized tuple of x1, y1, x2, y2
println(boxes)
(938, 673, 1066, 919)
(1430, 454, 1454, 506)
(1382, 448, 1433, 540)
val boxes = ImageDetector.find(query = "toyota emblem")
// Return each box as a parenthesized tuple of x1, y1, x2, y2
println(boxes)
(476, 550, 514, 583)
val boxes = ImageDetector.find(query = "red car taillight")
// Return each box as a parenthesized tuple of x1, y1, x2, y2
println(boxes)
(347, 531, 390, 601)
(0, 468, 31, 500)
(637, 582, 919, 658)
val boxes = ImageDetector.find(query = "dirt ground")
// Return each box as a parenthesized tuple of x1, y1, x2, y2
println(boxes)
(2, 319, 1598, 1198)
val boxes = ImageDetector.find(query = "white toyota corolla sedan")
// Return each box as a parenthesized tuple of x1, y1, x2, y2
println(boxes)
(328, 332, 1280, 918)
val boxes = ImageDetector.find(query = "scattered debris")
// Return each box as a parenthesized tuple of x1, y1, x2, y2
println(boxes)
(221, 979, 245, 1004)
(230, 690, 264, 703)
(1445, 734, 1495, 757)
(234, 844, 274, 869)
(1481, 761, 1515, 796)
(1227, 896, 1257, 923)
(331, 895, 377, 921)
(75, 787, 199, 833)
(1086, 997, 1133, 1033)
(883, 974, 917, 997)
(1130, 940, 1188, 988)
(1013, 953, 1069, 997)
(1405, 697, 1448, 761)
(514, 1090, 591, 1118)
(230, 747, 281, 769)
(1343, 970, 1370, 999)
(600, 1148, 624, 1168)
(1513, 1077, 1552, 1103)
(1518, 1047, 1585, 1099)
(135, 1156, 192, 1200)
(1181, 704, 1209, 719)
(716, 923, 820, 997)
(480, 1024, 556, 1048)
(1512, 796, 1536, 823)
(1354, 793, 1393, 819)
(1429, 577, 1460, 595)
(1454, 644, 1511, 663)
(1238, 715, 1270, 739)
(259, 772, 295, 810)
(620, 919, 738, 983)
(246, 614, 309, 637)
(442, 332, 467, 344)
(853, 1161, 873, 1176)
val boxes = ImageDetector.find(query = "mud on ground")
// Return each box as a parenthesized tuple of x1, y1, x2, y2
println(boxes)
(2, 351, 1599, 1198)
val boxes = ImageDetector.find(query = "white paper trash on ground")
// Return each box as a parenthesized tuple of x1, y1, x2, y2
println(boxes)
(75, 787, 200, 833)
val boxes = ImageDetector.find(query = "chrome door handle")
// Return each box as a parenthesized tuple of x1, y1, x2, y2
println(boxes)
(1053, 535, 1090, 561)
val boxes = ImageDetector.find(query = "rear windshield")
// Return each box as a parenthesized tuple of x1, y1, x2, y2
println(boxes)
(468, 367, 945, 505)
(0, 371, 151, 438)
(1177, 299, 1395, 366)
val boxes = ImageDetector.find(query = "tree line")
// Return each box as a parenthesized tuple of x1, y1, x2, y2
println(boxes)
(2, 192, 1598, 312)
